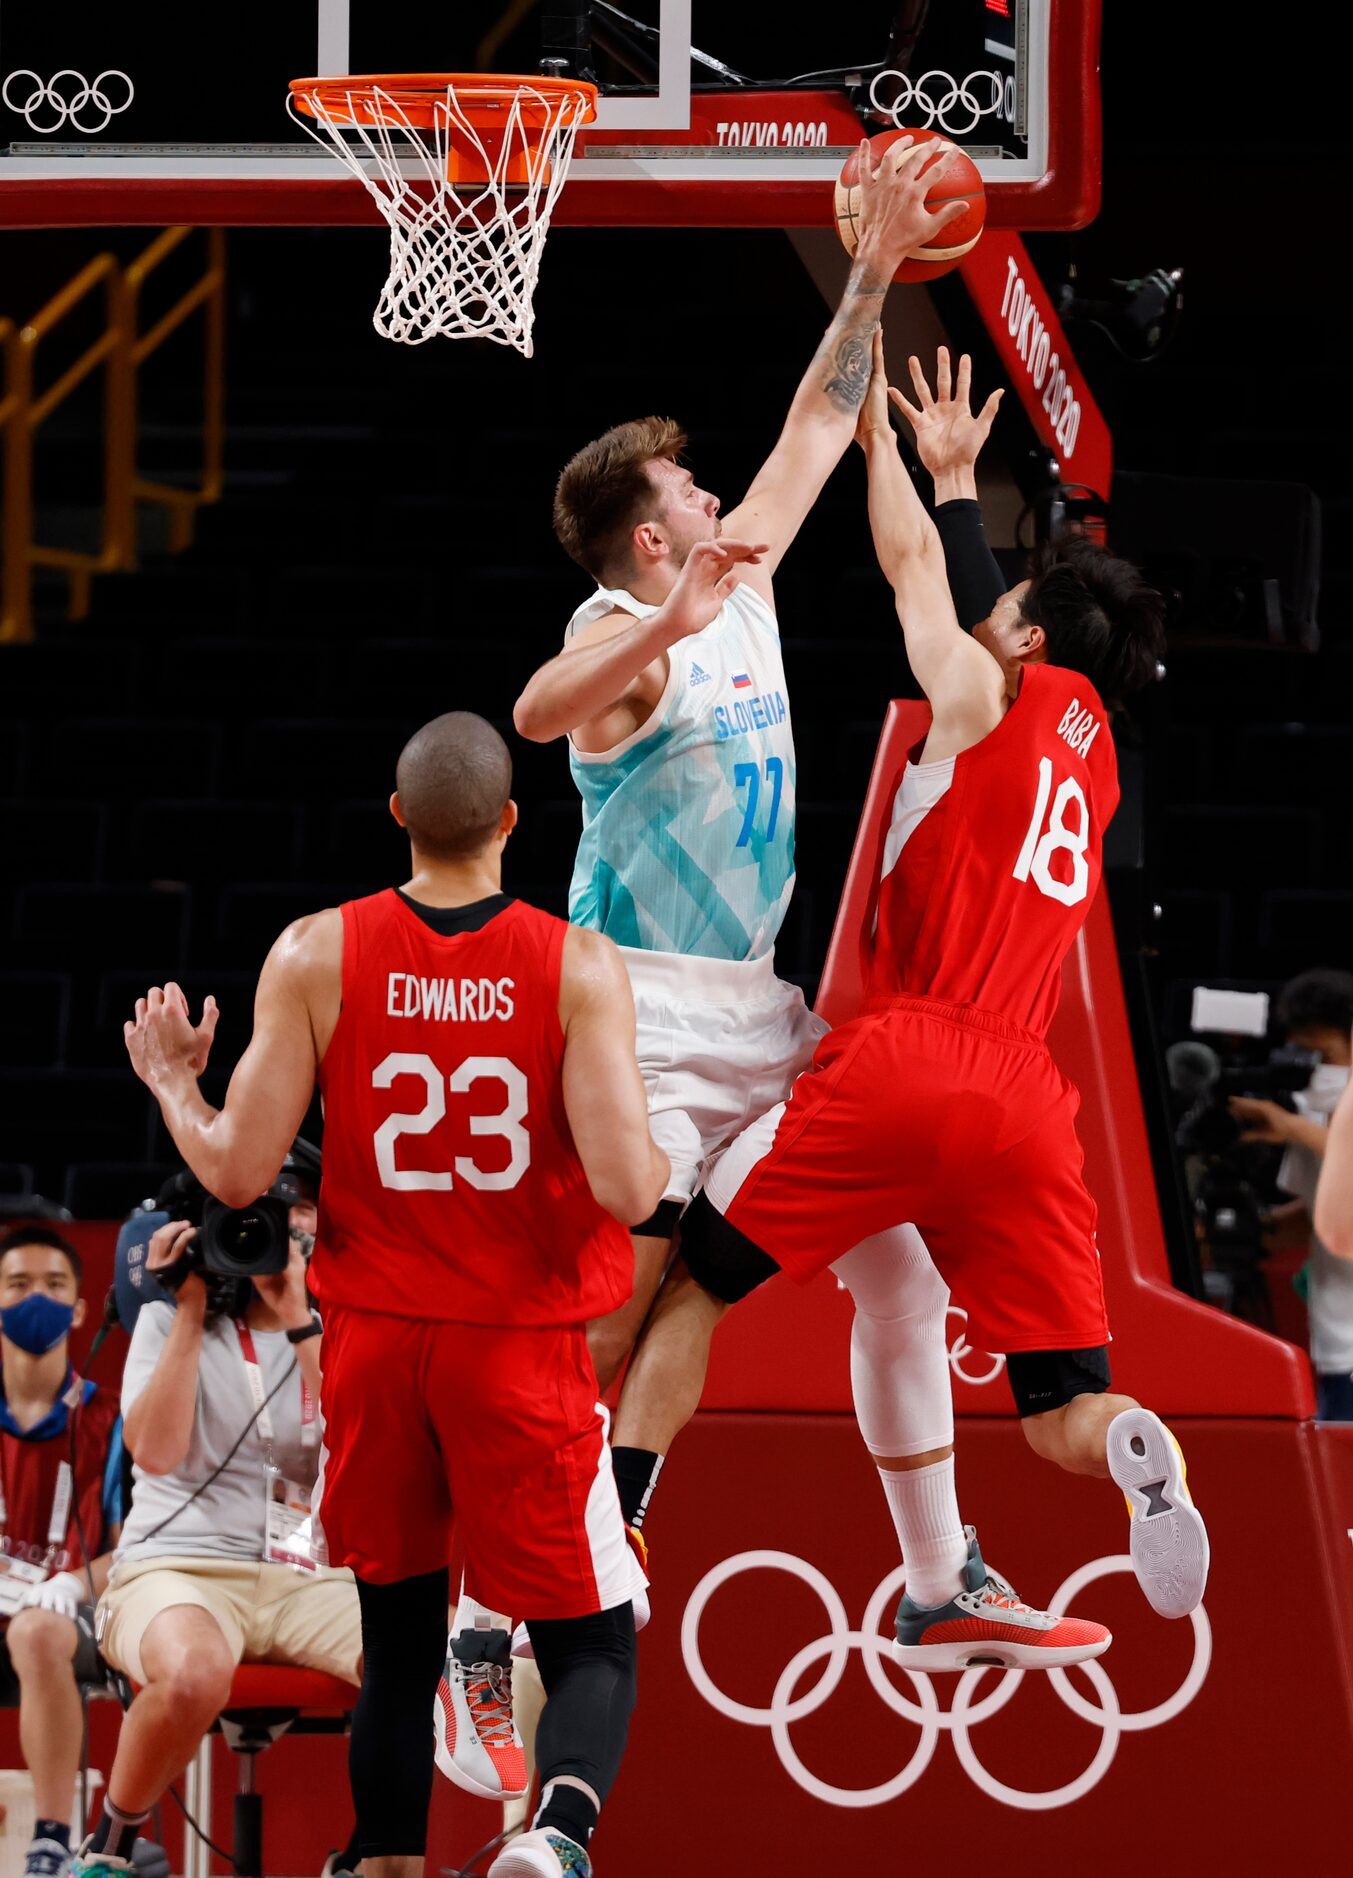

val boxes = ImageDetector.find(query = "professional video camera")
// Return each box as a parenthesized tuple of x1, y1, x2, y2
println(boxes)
(1166, 988, 1314, 1320)
(112, 1140, 321, 1330)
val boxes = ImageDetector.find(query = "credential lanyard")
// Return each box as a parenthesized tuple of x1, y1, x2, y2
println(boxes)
(233, 1322, 316, 1456)
(0, 1375, 80, 1566)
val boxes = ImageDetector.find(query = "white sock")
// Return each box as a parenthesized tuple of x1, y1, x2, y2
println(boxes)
(452, 1584, 511, 1636)
(879, 1456, 969, 1608)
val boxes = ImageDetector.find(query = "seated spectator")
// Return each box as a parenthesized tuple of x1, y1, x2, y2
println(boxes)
(76, 1190, 360, 1878)
(1231, 968, 1353, 1420)
(0, 1225, 123, 1878)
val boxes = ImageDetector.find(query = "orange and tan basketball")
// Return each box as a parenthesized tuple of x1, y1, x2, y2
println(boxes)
(834, 128, 986, 282)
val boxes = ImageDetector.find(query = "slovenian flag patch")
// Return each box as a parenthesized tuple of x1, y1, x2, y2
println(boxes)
(732, 673, 752, 689)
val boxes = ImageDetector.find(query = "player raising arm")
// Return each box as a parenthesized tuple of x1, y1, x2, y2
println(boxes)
(628, 336, 1208, 1660)
(513, 134, 966, 755)
(126, 713, 668, 1878)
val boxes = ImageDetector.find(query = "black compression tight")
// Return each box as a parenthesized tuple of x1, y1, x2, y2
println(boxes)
(350, 1567, 448, 1858)
(526, 1603, 638, 1840)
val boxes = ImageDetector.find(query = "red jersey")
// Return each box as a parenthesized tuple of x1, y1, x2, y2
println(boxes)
(867, 664, 1119, 1037)
(312, 891, 633, 1327)
(0, 1377, 121, 1596)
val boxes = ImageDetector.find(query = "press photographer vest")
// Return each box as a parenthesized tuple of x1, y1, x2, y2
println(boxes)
(311, 890, 633, 1326)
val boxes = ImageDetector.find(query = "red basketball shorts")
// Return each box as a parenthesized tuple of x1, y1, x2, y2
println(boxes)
(314, 1307, 646, 1619)
(704, 995, 1110, 1355)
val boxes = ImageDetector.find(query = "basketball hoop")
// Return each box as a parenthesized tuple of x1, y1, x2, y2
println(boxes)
(287, 73, 598, 353)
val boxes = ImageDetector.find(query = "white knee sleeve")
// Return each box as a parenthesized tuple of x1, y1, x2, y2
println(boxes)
(832, 1226, 954, 1459)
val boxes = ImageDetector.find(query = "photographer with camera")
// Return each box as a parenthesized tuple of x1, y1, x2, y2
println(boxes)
(0, 1226, 123, 1878)
(1228, 969, 1353, 1421)
(76, 1159, 362, 1878)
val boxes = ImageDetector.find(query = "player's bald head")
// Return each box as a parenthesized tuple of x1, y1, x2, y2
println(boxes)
(394, 713, 513, 860)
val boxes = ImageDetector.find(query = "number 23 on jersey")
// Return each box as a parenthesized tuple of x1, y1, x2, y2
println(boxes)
(372, 1052, 530, 1192)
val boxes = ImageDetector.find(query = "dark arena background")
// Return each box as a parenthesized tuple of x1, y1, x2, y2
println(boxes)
(2, 5, 1351, 1874)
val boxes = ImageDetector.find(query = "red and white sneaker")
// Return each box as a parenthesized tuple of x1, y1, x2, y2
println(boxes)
(892, 1528, 1112, 1670)
(434, 1623, 529, 1800)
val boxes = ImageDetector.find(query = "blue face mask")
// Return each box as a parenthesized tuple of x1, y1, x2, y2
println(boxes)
(0, 1293, 76, 1356)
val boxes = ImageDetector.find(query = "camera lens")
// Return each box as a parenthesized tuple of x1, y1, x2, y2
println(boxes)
(219, 1210, 272, 1264)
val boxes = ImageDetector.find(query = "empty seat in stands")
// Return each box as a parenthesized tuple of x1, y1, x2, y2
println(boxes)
(0, 1071, 155, 1200)
(235, 721, 412, 801)
(32, 719, 222, 798)
(1234, 725, 1353, 820)
(0, 1164, 36, 1199)
(64, 1161, 177, 1220)
(0, 799, 107, 887)
(1161, 892, 1234, 977)
(13, 885, 191, 973)
(0, 972, 71, 1068)
(1165, 805, 1321, 890)
(503, 799, 583, 882)
(104, 800, 306, 887)
(1258, 891, 1353, 977)
(316, 800, 408, 883)
(214, 884, 370, 967)
(338, 637, 526, 719)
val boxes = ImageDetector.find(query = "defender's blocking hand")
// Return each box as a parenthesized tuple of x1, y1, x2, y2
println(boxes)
(889, 347, 1003, 478)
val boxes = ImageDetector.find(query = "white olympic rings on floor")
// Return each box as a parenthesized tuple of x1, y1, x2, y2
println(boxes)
(867, 68, 1007, 139)
(681, 1549, 1212, 1811)
(2, 70, 134, 135)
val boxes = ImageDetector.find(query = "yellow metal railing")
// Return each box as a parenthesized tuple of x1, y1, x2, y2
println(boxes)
(0, 227, 226, 644)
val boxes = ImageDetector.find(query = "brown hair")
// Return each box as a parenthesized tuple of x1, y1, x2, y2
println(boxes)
(395, 713, 513, 861)
(553, 416, 688, 582)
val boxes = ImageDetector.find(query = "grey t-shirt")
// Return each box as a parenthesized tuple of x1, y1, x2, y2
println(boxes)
(116, 1303, 318, 1567)
(1280, 1070, 1353, 1377)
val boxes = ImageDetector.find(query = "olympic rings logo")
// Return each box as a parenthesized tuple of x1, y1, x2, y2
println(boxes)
(867, 67, 1011, 140)
(2, 70, 134, 136)
(682, 1550, 1211, 1810)
(945, 1305, 1005, 1387)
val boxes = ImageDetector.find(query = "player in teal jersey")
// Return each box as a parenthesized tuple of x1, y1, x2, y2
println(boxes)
(512, 140, 964, 1419)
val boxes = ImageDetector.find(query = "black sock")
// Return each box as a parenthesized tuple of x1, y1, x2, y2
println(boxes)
(33, 1824, 70, 1853)
(611, 1447, 664, 1530)
(535, 1780, 600, 1850)
(89, 1799, 150, 1862)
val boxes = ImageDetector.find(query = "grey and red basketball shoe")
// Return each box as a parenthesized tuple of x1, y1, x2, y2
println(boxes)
(434, 1623, 528, 1800)
(892, 1528, 1112, 1670)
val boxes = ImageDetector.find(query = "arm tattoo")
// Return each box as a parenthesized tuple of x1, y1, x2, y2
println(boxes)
(819, 268, 887, 413)
(824, 333, 872, 413)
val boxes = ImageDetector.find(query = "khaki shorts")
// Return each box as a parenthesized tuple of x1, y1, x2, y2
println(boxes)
(97, 1556, 362, 1687)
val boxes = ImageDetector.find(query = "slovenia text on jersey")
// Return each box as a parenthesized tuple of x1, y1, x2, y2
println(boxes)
(564, 581, 796, 961)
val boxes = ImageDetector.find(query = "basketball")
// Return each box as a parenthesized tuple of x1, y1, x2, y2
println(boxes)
(834, 129, 986, 282)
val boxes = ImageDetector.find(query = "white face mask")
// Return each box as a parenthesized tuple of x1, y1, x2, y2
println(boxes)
(1305, 1062, 1351, 1116)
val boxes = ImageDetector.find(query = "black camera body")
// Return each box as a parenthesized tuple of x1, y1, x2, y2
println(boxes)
(113, 1141, 322, 1333)
(1175, 1045, 1318, 1158)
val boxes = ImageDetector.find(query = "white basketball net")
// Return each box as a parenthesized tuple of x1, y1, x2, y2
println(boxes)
(287, 78, 595, 354)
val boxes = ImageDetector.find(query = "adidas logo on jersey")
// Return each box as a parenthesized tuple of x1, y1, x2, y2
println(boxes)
(689, 663, 713, 686)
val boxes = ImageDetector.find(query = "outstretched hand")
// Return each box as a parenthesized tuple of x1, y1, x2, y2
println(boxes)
(660, 539, 768, 643)
(125, 982, 219, 1090)
(855, 137, 969, 278)
(888, 346, 1003, 478)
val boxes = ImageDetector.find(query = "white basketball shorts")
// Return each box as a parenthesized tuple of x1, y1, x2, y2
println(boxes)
(620, 945, 828, 1208)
